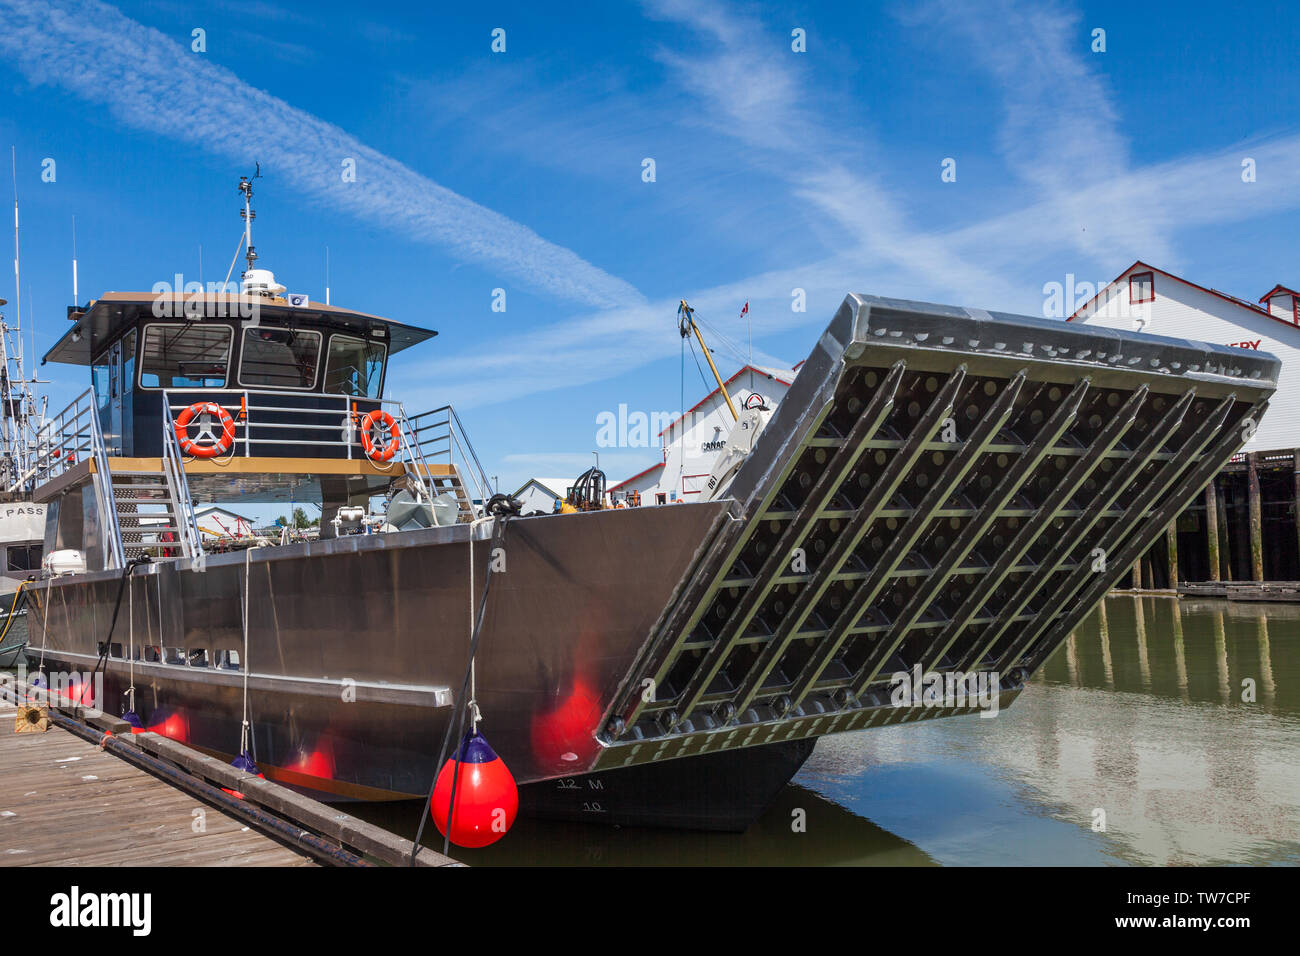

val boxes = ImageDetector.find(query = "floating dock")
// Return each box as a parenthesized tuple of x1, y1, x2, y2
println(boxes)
(0, 679, 459, 867)
(0, 717, 314, 866)
(1178, 581, 1300, 603)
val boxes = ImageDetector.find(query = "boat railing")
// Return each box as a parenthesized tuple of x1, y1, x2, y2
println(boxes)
(17, 389, 98, 492)
(89, 397, 127, 571)
(162, 387, 452, 506)
(406, 404, 494, 509)
(159, 402, 207, 567)
(26, 389, 127, 568)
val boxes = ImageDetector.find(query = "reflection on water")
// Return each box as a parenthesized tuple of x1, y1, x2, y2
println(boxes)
(366, 597, 1300, 866)
(367, 783, 937, 867)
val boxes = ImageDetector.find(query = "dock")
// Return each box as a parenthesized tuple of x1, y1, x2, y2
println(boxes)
(0, 678, 460, 867)
(1178, 580, 1300, 603)
(0, 716, 314, 866)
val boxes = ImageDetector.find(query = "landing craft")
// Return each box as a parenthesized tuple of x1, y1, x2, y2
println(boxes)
(9, 176, 1281, 830)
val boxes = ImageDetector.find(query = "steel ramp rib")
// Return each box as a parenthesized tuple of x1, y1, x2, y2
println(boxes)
(587, 294, 1279, 773)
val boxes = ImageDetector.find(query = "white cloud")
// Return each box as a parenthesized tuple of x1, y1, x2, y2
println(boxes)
(911, 0, 1170, 263)
(0, 0, 643, 310)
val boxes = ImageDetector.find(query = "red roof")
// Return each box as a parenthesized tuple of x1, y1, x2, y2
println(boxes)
(608, 461, 664, 491)
(1258, 284, 1300, 303)
(1066, 260, 1297, 330)
(658, 364, 794, 438)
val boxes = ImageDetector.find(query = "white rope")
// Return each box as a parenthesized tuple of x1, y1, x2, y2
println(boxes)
(467, 522, 477, 731)
(465, 516, 493, 732)
(126, 573, 135, 713)
(239, 545, 251, 754)
(35, 580, 60, 683)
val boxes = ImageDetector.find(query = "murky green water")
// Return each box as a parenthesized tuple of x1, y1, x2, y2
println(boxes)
(384, 596, 1299, 866)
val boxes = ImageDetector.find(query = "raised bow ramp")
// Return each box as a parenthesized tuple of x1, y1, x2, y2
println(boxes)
(593, 294, 1279, 769)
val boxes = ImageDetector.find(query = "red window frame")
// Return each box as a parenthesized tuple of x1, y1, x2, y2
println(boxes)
(1128, 271, 1155, 305)
(681, 473, 710, 496)
(1293, 295, 1299, 325)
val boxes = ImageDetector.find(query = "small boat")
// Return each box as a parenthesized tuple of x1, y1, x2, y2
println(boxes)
(7, 178, 1281, 830)
(0, 503, 43, 668)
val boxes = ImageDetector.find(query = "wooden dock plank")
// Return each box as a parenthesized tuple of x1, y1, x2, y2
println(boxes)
(0, 723, 314, 867)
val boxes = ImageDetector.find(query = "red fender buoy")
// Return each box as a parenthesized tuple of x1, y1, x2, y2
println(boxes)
(432, 731, 518, 848)
(223, 750, 266, 799)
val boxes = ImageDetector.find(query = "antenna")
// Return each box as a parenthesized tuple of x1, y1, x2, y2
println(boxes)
(11, 147, 20, 353)
(0, 153, 43, 493)
(238, 163, 262, 279)
(72, 215, 78, 305)
(325, 245, 330, 305)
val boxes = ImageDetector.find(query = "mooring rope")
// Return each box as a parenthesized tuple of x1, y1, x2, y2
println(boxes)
(78, 556, 150, 709)
(28, 569, 67, 700)
(408, 512, 507, 864)
(239, 546, 252, 756)
(126, 573, 135, 714)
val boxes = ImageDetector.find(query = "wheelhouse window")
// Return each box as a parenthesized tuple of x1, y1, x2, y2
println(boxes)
(5, 543, 41, 573)
(324, 335, 386, 398)
(238, 327, 321, 389)
(140, 323, 232, 388)
(1129, 271, 1154, 305)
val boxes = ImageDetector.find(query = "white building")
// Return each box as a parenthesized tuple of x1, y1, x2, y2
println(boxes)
(512, 477, 572, 514)
(1069, 260, 1298, 454)
(194, 505, 257, 540)
(610, 363, 798, 505)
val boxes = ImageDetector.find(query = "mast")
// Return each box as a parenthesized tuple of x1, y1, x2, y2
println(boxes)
(239, 165, 259, 279)
(678, 299, 738, 421)
(0, 152, 45, 495)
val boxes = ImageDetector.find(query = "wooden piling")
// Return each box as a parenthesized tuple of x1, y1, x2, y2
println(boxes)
(1247, 452, 1264, 582)
(1165, 521, 1179, 588)
(1216, 478, 1233, 582)
(1294, 451, 1300, 568)
(1205, 479, 1221, 583)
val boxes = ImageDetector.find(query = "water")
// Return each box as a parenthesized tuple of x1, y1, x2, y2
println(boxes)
(382, 596, 1300, 865)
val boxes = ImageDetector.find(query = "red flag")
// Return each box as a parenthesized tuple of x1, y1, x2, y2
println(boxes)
(740, 301, 749, 317)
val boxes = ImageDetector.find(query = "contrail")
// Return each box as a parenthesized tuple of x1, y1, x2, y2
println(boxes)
(0, 0, 645, 309)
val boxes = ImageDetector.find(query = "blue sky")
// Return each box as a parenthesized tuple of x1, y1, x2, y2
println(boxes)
(1, 0, 1298, 494)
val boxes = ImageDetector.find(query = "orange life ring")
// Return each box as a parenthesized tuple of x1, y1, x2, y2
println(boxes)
(359, 409, 400, 462)
(174, 401, 236, 459)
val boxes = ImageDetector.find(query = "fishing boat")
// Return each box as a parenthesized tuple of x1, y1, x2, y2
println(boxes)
(0, 501, 44, 667)
(9, 179, 1281, 830)
(0, 289, 47, 670)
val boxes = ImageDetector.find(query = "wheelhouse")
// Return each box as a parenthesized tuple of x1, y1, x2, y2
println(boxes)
(45, 292, 436, 457)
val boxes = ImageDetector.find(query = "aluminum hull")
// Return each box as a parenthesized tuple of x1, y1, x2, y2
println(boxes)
(25, 504, 728, 800)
